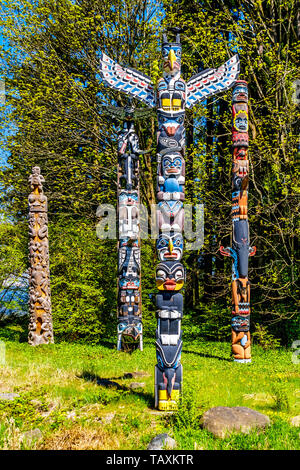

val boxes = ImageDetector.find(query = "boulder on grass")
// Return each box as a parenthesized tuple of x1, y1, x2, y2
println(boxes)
(200, 406, 270, 438)
(147, 433, 177, 450)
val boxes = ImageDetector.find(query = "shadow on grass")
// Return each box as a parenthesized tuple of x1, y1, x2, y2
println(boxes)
(78, 370, 154, 408)
(97, 339, 116, 350)
(182, 349, 232, 362)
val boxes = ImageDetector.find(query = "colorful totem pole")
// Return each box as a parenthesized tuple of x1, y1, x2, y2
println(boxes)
(28, 166, 54, 346)
(117, 104, 144, 351)
(99, 28, 239, 408)
(220, 81, 256, 362)
(100, 103, 153, 351)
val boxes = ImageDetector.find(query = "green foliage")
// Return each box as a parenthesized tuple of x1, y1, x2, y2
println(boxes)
(49, 217, 116, 342)
(252, 324, 281, 350)
(0, 389, 48, 429)
(271, 382, 291, 412)
(170, 388, 207, 430)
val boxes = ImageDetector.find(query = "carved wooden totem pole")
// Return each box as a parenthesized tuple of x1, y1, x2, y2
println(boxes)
(28, 166, 54, 345)
(117, 105, 143, 351)
(220, 81, 256, 362)
(99, 28, 239, 408)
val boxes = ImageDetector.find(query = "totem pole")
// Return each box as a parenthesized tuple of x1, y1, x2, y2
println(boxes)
(99, 28, 239, 408)
(116, 104, 151, 351)
(28, 166, 54, 345)
(220, 81, 256, 362)
(99, 103, 153, 350)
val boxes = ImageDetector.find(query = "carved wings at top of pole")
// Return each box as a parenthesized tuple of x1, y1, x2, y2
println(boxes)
(99, 51, 240, 109)
(185, 55, 240, 108)
(99, 51, 156, 108)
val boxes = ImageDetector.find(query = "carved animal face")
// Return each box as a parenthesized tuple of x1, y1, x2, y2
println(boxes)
(162, 44, 182, 75)
(232, 82, 248, 102)
(117, 318, 142, 340)
(157, 233, 183, 261)
(118, 191, 138, 206)
(156, 261, 185, 291)
(233, 147, 248, 160)
(158, 110, 185, 136)
(119, 276, 140, 290)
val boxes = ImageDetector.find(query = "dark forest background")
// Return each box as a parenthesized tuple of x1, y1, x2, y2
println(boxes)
(0, 0, 299, 347)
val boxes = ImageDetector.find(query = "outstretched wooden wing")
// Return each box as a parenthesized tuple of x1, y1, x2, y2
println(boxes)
(186, 55, 240, 109)
(99, 104, 155, 121)
(99, 51, 156, 108)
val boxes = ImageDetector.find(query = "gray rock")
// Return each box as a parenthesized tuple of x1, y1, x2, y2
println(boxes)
(147, 433, 177, 450)
(290, 416, 300, 427)
(200, 406, 270, 438)
(129, 382, 146, 390)
(0, 393, 20, 401)
(22, 428, 43, 447)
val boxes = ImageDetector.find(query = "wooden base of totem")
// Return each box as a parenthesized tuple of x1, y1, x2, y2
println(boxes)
(154, 365, 181, 411)
(118, 334, 143, 352)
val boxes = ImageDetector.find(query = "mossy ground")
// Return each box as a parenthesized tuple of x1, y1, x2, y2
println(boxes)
(0, 325, 299, 450)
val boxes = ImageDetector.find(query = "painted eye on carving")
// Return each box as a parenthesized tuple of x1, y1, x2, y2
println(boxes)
(175, 269, 183, 280)
(157, 269, 166, 279)
(159, 116, 167, 124)
(157, 239, 167, 248)
(163, 159, 171, 168)
(174, 239, 182, 246)
(173, 158, 182, 168)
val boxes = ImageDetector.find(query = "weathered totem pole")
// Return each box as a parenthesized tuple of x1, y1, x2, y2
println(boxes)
(99, 28, 239, 407)
(117, 105, 143, 351)
(28, 166, 54, 345)
(220, 81, 256, 362)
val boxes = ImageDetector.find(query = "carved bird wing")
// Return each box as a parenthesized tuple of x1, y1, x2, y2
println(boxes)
(186, 54, 240, 109)
(99, 51, 156, 108)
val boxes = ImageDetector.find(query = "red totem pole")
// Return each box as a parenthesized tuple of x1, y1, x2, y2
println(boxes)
(220, 81, 256, 362)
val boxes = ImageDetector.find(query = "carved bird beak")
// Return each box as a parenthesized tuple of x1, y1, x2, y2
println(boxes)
(168, 49, 177, 70)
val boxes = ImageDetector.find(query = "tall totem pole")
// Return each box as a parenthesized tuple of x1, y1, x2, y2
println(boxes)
(28, 166, 54, 346)
(116, 104, 149, 351)
(100, 103, 153, 351)
(220, 81, 256, 363)
(99, 28, 239, 408)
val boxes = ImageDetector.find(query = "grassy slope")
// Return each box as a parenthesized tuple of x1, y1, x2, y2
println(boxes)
(0, 326, 299, 450)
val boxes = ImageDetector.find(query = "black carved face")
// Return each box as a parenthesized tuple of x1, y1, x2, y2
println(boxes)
(156, 261, 185, 291)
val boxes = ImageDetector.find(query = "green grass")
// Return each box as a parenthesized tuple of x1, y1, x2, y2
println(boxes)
(0, 326, 299, 450)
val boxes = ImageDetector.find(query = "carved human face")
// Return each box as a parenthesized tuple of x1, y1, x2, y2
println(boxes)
(162, 153, 184, 178)
(233, 110, 248, 132)
(156, 261, 185, 291)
